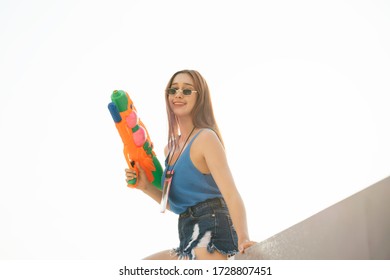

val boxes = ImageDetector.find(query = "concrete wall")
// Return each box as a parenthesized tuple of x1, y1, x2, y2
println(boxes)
(235, 176, 390, 260)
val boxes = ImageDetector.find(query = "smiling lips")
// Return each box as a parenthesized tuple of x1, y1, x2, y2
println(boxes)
(172, 101, 186, 106)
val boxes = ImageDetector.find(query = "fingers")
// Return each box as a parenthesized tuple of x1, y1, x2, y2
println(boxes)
(238, 240, 257, 254)
(125, 168, 137, 182)
(125, 168, 137, 176)
(125, 163, 147, 185)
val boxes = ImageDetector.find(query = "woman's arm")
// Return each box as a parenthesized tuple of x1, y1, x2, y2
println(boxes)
(125, 144, 170, 208)
(199, 130, 256, 252)
(125, 164, 163, 205)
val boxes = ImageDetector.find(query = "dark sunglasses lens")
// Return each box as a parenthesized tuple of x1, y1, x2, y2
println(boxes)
(183, 89, 192, 95)
(168, 88, 176, 95)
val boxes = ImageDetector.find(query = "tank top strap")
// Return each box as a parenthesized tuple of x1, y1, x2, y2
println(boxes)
(165, 128, 209, 166)
(187, 128, 206, 146)
(186, 128, 217, 150)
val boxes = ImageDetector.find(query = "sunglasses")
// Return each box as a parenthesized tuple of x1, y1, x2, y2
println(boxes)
(167, 88, 197, 96)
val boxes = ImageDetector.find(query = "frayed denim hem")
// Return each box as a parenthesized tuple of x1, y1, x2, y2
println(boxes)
(171, 243, 239, 260)
(171, 247, 195, 260)
(207, 243, 239, 259)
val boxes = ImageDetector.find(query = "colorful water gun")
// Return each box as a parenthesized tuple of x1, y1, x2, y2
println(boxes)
(108, 90, 163, 190)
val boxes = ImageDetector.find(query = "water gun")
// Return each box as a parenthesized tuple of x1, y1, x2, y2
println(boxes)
(108, 90, 163, 190)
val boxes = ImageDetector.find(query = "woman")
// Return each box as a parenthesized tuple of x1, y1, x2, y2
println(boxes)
(126, 69, 256, 260)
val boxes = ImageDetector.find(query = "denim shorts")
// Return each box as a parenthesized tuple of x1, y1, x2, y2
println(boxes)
(172, 197, 238, 260)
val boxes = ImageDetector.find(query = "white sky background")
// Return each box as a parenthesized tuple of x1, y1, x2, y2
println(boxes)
(0, 0, 389, 260)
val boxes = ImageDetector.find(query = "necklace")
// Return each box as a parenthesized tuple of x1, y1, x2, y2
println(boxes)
(167, 127, 196, 168)
(160, 126, 196, 213)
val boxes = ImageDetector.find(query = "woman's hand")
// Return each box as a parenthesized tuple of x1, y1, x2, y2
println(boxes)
(125, 162, 150, 192)
(238, 239, 257, 254)
(125, 162, 164, 205)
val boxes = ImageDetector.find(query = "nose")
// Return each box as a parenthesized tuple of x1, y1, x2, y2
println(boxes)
(174, 89, 184, 97)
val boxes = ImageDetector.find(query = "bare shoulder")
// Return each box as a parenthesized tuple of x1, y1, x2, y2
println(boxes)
(191, 129, 223, 174)
(193, 129, 224, 153)
(194, 129, 220, 146)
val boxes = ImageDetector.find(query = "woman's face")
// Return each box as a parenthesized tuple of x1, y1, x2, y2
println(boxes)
(168, 73, 198, 118)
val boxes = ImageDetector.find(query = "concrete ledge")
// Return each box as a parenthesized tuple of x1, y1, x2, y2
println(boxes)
(235, 176, 390, 260)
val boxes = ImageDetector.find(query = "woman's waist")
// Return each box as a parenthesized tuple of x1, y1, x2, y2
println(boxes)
(179, 197, 226, 218)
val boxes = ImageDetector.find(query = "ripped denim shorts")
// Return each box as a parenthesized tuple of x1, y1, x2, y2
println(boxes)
(172, 197, 238, 260)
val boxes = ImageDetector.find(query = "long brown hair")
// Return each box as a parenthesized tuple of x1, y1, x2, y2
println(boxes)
(165, 69, 224, 150)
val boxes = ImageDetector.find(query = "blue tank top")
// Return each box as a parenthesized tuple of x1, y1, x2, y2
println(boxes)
(162, 129, 222, 214)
